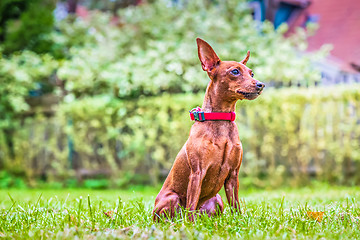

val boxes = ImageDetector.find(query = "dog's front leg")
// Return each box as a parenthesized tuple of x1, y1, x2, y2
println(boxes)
(185, 140, 206, 220)
(186, 170, 204, 210)
(224, 169, 241, 213)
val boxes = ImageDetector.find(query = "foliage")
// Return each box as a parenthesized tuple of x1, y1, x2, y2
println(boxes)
(0, 187, 359, 239)
(0, 0, 339, 189)
(0, 0, 55, 54)
(0, 170, 26, 188)
(1, 85, 359, 187)
(0, 0, 326, 168)
(0, 50, 57, 129)
(57, 0, 324, 100)
(0, 50, 57, 169)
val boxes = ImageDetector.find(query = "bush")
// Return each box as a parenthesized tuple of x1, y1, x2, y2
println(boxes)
(0, 0, 55, 54)
(1, 85, 359, 188)
(0, 0, 325, 140)
(0, 50, 57, 129)
(57, 0, 325, 100)
(0, 0, 335, 189)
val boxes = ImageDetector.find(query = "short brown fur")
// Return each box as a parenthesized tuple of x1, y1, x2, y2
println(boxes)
(153, 38, 265, 221)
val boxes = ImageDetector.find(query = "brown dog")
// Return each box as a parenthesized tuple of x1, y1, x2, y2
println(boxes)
(153, 38, 265, 221)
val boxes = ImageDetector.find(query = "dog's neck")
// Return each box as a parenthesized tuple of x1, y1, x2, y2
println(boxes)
(202, 82, 237, 113)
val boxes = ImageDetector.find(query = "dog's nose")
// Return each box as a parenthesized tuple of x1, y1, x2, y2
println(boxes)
(256, 82, 265, 91)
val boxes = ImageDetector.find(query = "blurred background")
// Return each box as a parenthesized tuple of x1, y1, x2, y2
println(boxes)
(0, 0, 359, 190)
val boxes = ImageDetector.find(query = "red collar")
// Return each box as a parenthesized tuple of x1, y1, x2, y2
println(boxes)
(189, 107, 236, 122)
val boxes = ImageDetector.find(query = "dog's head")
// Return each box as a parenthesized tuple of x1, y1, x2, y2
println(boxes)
(196, 38, 264, 101)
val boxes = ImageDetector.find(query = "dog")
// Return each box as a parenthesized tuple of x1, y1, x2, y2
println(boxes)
(153, 38, 265, 221)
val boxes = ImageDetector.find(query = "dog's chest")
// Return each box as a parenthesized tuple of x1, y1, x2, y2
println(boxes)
(188, 121, 242, 172)
(197, 137, 241, 196)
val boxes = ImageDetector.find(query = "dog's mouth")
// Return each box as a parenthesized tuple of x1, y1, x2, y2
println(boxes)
(236, 90, 262, 100)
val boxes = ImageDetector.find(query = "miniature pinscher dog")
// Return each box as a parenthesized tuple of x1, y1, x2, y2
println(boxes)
(153, 38, 265, 221)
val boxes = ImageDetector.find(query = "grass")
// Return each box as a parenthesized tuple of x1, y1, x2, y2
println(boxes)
(0, 185, 359, 239)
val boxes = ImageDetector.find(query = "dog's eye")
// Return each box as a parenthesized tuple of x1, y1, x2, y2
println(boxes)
(231, 69, 240, 75)
(251, 72, 254, 77)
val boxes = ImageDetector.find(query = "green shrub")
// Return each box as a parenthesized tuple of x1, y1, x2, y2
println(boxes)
(0, 0, 326, 98)
(0, 0, 55, 54)
(0, 50, 57, 130)
(0, 171, 26, 188)
(0, 50, 57, 164)
(83, 179, 109, 189)
(0, 0, 325, 146)
(1, 85, 359, 188)
(57, 0, 325, 99)
(0, 0, 336, 189)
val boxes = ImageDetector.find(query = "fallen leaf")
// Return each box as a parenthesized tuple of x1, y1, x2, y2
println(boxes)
(103, 210, 114, 219)
(307, 211, 324, 222)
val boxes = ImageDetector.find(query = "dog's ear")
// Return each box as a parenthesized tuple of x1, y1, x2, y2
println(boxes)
(241, 51, 250, 65)
(196, 38, 221, 73)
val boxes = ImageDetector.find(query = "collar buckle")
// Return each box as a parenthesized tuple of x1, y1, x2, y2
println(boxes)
(193, 111, 205, 122)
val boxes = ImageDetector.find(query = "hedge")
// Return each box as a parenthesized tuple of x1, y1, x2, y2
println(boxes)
(0, 85, 359, 188)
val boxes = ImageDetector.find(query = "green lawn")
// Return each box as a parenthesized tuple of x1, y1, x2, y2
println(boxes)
(0, 185, 359, 239)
